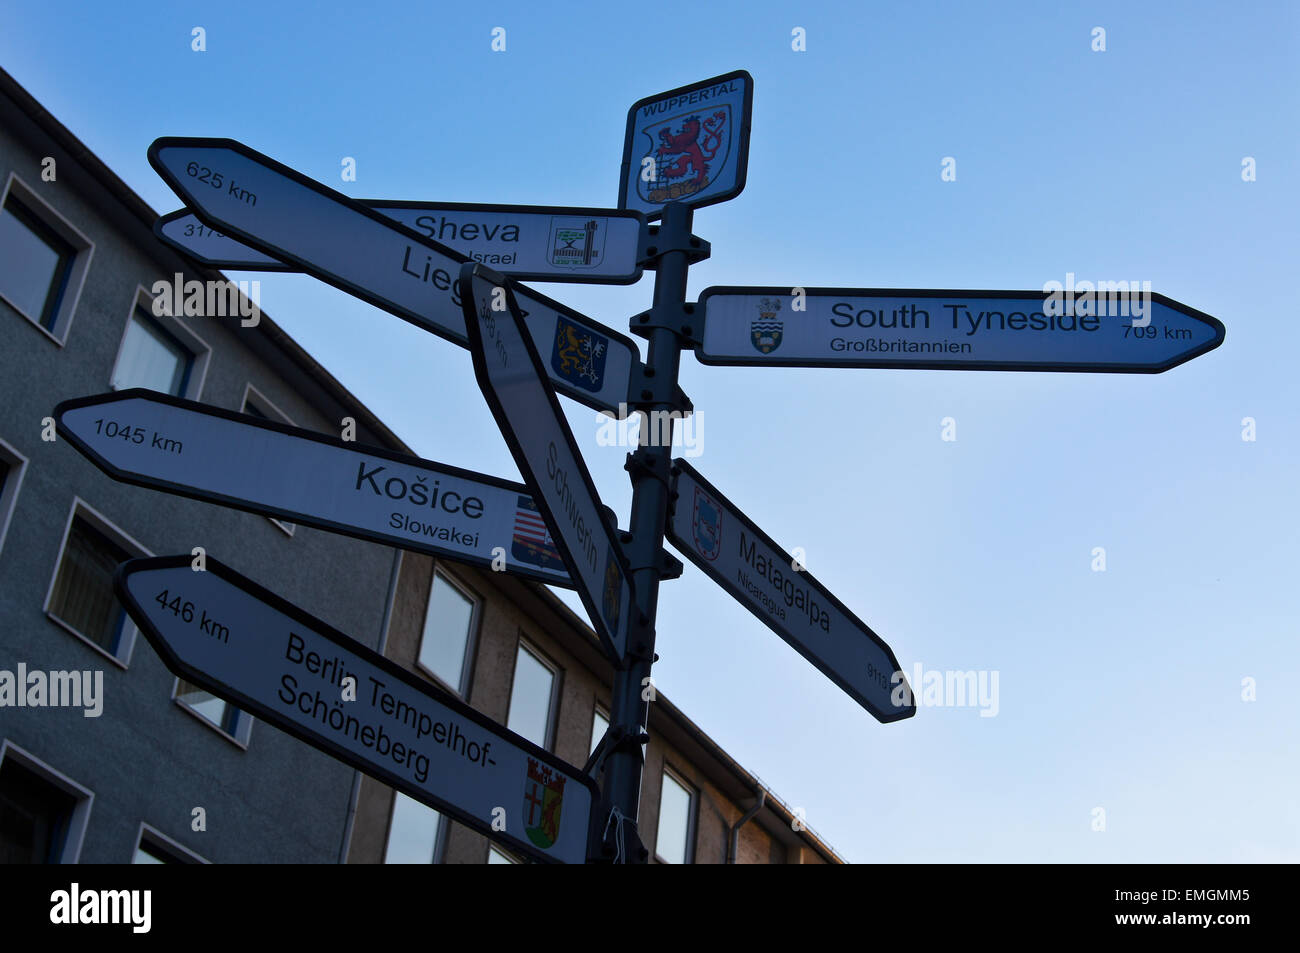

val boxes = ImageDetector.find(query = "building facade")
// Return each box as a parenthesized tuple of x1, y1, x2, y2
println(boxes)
(0, 68, 840, 865)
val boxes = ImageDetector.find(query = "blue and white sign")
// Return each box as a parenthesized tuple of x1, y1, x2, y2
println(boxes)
(55, 389, 572, 588)
(667, 460, 915, 724)
(619, 70, 753, 219)
(147, 138, 639, 415)
(461, 264, 635, 665)
(156, 202, 646, 284)
(697, 287, 1225, 373)
(117, 555, 595, 863)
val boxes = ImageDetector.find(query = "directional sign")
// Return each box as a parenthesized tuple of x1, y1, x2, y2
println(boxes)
(147, 137, 638, 415)
(697, 287, 1225, 373)
(667, 460, 915, 724)
(54, 389, 571, 588)
(461, 263, 634, 663)
(156, 201, 647, 284)
(619, 70, 753, 219)
(117, 554, 595, 863)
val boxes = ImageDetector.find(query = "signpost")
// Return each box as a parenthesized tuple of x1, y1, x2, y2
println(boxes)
(116, 554, 595, 863)
(619, 70, 753, 219)
(147, 137, 639, 416)
(697, 287, 1225, 373)
(156, 201, 647, 284)
(55, 389, 571, 588)
(667, 460, 915, 723)
(124, 68, 1227, 863)
(460, 263, 634, 665)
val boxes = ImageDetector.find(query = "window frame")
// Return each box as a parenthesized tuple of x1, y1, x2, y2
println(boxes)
(131, 822, 208, 864)
(171, 676, 254, 748)
(415, 565, 483, 698)
(0, 436, 30, 558)
(0, 173, 94, 345)
(42, 497, 151, 669)
(382, 790, 447, 864)
(0, 739, 95, 864)
(239, 384, 297, 536)
(653, 763, 698, 865)
(505, 637, 563, 752)
(487, 844, 522, 864)
(590, 702, 610, 758)
(108, 285, 212, 400)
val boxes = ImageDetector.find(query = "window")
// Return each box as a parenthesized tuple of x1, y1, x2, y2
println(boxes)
(590, 705, 609, 756)
(0, 176, 92, 341)
(131, 824, 206, 864)
(488, 845, 520, 864)
(109, 287, 211, 400)
(112, 308, 192, 395)
(416, 570, 480, 695)
(0, 742, 93, 864)
(654, 767, 696, 864)
(506, 641, 560, 750)
(384, 792, 444, 864)
(240, 387, 295, 535)
(45, 504, 147, 665)
(0, 437, 28, 556)
(173, 678, 251, 745)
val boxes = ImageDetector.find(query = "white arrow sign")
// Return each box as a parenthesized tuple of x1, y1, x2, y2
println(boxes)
(117, 555, 595, 863)
(147, 137, 638, 415)
(156, 201, 647, 284)
(461, 263, 635, 664)
(667, 459, 915, 724)
(55, 389, 571, 587)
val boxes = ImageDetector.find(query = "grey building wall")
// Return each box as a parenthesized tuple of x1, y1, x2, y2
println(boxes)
(0, 87, 400, 862)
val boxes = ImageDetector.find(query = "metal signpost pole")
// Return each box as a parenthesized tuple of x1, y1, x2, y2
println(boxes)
(602, 201, 700, 863)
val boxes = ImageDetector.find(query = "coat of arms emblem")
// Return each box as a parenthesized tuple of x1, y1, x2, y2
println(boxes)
(550, 315, 608, 393)
(635, 107, 731, 207)
(691, 486, 722, 561)
(524, 757, 566, 849)
(751, 297, 783, 354)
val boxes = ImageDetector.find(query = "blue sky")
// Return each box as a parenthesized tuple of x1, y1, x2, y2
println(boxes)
(5, 0, 1297, 862)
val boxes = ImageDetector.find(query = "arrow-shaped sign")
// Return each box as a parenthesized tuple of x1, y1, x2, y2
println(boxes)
(116, 554, 595, 863)
(54, 389, 571, 587)
(460, 263, 635, 664)
(147, 137, 639, 415)
(667, 459, 915, 724)
(156, 201, 647, 284)
(697, 287, 1225, 373)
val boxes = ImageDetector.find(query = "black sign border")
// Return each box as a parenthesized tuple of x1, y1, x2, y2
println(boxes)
(618, 70, 754, 221)
(156, 202, 648, 285)
(115, 553, 599, 864)
(55, 389, 574, 589)
(695, 286, 1226, 374)
(667, 458, 916, 724)
(146, 137, 641, 415)
(460, 263, 635, 665)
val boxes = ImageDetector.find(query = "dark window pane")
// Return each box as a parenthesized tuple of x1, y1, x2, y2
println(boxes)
(111, 310, 191, 396)
(0, 197, 72, 329)
(49, 517, 131, 654)
(0, 758, 77, 864)
(132, 837, 195, 864)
